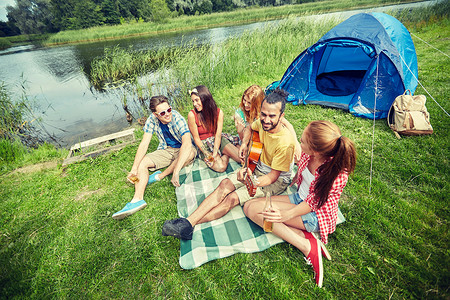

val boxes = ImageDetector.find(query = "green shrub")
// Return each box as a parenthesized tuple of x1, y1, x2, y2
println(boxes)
(0, 37, 12, 50)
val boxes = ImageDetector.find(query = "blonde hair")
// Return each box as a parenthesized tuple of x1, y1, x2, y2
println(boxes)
(240, 85, 264, 123)
(304, 120, 357, 208)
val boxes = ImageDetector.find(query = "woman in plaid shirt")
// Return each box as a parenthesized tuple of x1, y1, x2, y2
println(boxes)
(244, 120, 356, 288)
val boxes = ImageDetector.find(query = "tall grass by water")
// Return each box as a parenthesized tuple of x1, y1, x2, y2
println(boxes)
(45, 0, 418, 46)
(89, 45, 190, 89)
(1, 4, 449, 299)
(0, 84, 65, 172)
(91, 17, 336, 100)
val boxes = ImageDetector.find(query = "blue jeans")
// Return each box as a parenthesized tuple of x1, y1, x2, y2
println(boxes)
(288, 192, 320, 233)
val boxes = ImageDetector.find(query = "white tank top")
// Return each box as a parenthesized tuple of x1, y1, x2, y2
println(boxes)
(297, 167, 315, 200)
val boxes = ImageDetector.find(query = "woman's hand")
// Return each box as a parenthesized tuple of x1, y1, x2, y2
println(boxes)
(204, 153, 215, 168)
(262, 207, 291, 223)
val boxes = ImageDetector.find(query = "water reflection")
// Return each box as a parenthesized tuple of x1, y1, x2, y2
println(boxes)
(34, 47, 82, 83)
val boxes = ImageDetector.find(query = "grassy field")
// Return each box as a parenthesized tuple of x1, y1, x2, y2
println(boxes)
(1, 5, 449, 300)
(44, 0, 419, 46)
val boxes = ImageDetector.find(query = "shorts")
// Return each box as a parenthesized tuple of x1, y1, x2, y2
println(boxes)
(146, 146, 196, 172)
(229, 168, 289, 206)
(288, 192, 320, 233)
(199, 136, 233, 159)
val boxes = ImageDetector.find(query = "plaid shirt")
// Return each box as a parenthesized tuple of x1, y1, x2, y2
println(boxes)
(295, 152, 349, 244)
(143, 110, 190, 150)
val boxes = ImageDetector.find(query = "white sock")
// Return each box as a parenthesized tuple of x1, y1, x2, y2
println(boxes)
(154, 174, 160, 181)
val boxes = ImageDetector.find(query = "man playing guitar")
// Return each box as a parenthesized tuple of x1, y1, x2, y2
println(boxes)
(162, 89, 296, 240)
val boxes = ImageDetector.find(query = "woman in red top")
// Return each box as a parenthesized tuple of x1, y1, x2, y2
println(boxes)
(188, 85, 240, 172)
(244, 120, 356, 287)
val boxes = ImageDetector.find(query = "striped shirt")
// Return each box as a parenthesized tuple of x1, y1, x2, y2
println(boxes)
(143, 110, 190, 150)
(295, 152, 349, 244)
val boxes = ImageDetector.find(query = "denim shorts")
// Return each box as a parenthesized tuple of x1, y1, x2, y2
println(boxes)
(288, 192, 320, 233)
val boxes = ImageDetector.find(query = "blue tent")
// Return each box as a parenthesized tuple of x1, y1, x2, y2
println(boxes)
(270, 12, 418, 119)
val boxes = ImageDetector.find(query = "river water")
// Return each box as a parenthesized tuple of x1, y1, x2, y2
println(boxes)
(0, 1, 438, 147)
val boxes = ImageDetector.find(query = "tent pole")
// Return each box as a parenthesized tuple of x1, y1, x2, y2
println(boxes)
(369, 54, 380, 194)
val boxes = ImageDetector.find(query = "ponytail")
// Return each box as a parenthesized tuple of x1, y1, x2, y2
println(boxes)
(305, 121, 357, 208)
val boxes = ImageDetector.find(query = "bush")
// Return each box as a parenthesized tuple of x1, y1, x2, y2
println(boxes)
(0, 37, 12, 50)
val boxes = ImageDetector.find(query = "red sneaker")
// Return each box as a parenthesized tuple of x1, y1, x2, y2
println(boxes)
(304, 236, 323, 287)
(301, 230, 332, 261)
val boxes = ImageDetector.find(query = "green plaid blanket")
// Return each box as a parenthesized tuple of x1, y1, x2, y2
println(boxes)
(175, 159, 284, 269)
(175, 159, 346, 269)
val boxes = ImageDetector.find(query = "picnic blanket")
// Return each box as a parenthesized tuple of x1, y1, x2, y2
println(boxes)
(175, 159, 346, 269)
(175, 159, 285, 269)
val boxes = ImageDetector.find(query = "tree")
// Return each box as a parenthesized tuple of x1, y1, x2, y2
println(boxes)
(101, 0, 121, 25)
(50, 0, 75, 31)
(6, 0, 54, 34)
(194, 0, 213, 14)
(0, 21, 21, 37)
(71, 0, 104, 29)
(150, 0, 171, 22)
(173, 0, 194, 15)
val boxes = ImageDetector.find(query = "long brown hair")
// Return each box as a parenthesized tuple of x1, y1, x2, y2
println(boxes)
(240, 85, 264, 123)
(191, 85, 218, 133)
(304, 120, 357, 208)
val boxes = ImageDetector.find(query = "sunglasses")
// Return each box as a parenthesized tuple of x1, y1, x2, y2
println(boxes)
(156, 107, 172, 117)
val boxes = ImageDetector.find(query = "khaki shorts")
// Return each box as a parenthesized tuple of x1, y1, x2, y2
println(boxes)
(146, 146, 196, 172)
(228, 168, 289, 206)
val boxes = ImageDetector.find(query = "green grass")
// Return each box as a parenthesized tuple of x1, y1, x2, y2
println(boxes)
(0, 38, 12, 50)
(0, 34, 51, 50)
(89, 45, 185, 89)
(1, 6, 449, 300)
(44, 0, 419, 46)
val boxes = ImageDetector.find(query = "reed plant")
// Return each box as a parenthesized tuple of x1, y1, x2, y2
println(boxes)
(90, 45, 187, 89)
(45, 0, 416, 46)
(0, 83, 64, 171)
(0, 83, 35, 145)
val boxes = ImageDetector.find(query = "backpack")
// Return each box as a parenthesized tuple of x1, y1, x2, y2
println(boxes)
(387, 90, 433, 138)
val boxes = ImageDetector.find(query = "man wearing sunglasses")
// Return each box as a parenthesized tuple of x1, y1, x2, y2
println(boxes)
(113, 95, 196, 220)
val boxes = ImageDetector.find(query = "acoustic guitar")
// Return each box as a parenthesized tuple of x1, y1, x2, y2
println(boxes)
(243, 130, 262, 197)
